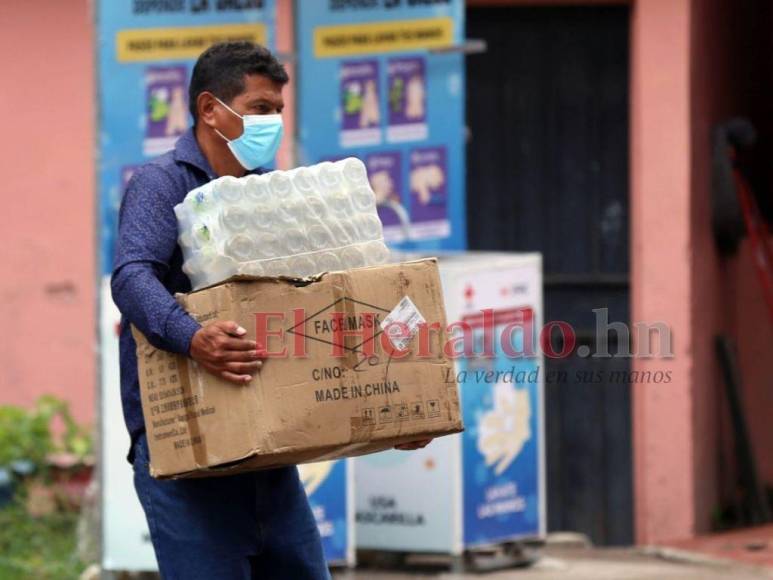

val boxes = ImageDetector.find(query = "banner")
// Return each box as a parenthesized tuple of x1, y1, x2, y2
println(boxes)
(454, 265, 543, 545)
(97, 1, 277, 276)
(296, 1, 466, 250)
(97, 2, 276, 571)
(298, 460, 354, 565)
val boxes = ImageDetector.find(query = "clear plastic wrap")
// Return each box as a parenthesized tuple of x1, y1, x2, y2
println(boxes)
(175, 158, 390, 290)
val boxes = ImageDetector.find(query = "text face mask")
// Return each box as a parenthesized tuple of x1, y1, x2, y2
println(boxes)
(214, 97, 283, 170)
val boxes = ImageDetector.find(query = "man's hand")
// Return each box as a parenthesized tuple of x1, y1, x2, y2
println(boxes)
(394, 439, 432, 451)
(189, 321, 264, 384)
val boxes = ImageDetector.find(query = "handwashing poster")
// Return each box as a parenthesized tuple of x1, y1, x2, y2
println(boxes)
(297, 0, 466, 250)
(366, 151, 403, 237)
(459, 303, 542, 545)
(387, 56, 428, 143)
(143, 65, 189, 156)
(340, 60, 382, 148)
(409, 146, 449, 239)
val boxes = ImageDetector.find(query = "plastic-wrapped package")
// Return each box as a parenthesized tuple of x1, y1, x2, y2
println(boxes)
(174, 158, 390, 290)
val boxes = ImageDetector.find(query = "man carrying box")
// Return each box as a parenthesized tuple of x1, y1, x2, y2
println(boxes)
(112, 41, 428, 580)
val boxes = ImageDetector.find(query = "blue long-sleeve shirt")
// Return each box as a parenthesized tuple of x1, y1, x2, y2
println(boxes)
(111, 128, 260, 463)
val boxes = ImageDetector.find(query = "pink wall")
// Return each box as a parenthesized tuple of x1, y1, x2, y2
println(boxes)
(688, 0, 727, 536)
(691, 0, 773, 492)
(276, 0, 296, 169)
(632, 0, 773, 543)
(630, 0, 697, 543)
(689, 0, 767, 531)
(0, 1, 293, 426)
(0, 1, 96, 424)
(723, 2, 773, 493)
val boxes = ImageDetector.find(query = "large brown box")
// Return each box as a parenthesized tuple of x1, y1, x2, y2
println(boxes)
(134, 258, 462, 479)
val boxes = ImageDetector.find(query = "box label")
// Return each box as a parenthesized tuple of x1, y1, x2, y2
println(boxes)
(380, 296, 426, 351)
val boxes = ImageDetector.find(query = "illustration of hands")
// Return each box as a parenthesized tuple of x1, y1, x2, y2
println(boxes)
(149, 88, 169, 123)
(360, 79, 381, 128)
(344, 81, 362, 115)
(477, 381, 531, 475)
(166, 86, 189, 136)
(410, 164, 445, 205)
(298, 460, 335, 495)
(405, 74, 425, 120)
(370, 170, 395, 204)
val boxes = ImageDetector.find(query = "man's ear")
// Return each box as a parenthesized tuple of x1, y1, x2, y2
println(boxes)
(197, 91, 219, 128)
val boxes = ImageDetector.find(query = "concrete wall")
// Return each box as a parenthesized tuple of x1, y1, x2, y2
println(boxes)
(630, 0, 697, 543)
(729, 1, 773, 494)
(0, 1, 96, 424)
(690, 0, 773, 499)
(688, 0, 733, 536)
(689, 0, 726, 535)
(276, 0, 296, 169)
(0, 0, 296, 425)
(632, 0, 773, 542)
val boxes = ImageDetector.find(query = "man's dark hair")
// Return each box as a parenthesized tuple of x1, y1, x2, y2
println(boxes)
(189, 41, 289, 122)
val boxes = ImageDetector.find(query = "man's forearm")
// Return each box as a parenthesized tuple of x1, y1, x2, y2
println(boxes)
(111, 262, 201, 354)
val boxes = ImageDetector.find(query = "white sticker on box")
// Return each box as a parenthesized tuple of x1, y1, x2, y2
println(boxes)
(380, 296, 426, 351)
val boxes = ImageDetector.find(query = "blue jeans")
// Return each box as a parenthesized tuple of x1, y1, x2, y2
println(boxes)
(132, 433, 330, 579)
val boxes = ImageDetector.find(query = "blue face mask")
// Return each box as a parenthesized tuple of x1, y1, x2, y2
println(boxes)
(214, 97, 283, 170)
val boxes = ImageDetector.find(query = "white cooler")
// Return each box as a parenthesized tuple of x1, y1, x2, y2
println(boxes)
(354, 252, 546, 553)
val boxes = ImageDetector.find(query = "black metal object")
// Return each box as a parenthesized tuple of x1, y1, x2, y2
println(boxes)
(711, 118, 757, 254)
(466, 5, 633, 545)
(715, 335, 772, 525)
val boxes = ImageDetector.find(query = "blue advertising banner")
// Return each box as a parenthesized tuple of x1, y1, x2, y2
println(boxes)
(296, 1, 467, 251)
(459, 309, 542, 545)
(97, 1, 277, 275)
(299, 460, 351, 564)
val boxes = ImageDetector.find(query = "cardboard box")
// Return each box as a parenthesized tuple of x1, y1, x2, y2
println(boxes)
(134, 258, 463, 479)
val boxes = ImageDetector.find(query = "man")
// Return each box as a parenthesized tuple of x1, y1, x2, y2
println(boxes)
(112, 42, 428, 579)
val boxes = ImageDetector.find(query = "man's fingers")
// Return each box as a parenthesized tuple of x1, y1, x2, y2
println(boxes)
(220, 370, 252, 384)
(220, 337, 259, 352)
(221, 349, 264, 363)
(219, 321, 247, 337)
(225, 361, 262, 374)
(199, 357, 261, 381)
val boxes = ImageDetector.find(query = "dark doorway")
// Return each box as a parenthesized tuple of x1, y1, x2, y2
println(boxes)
(466, 5, 633, 545)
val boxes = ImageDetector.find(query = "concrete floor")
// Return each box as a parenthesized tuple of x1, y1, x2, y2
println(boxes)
(332, 547, 773, 580)
(664, 524, 773, 569)
(98, 537, 773, 580)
